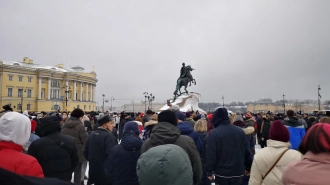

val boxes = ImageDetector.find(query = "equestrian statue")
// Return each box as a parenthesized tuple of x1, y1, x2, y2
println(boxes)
(173, 63, 196, 102)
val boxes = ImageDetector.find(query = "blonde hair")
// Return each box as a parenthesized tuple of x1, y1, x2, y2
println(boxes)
(151, 114, 158, 121)
(81, 115, 90, 123)
(194, 119, 207, 132)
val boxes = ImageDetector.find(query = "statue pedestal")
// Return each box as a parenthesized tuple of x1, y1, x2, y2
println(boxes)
(159, 92, 206, 114)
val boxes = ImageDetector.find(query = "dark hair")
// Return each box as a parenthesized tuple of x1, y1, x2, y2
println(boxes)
(298, 123, 330, 154)
(287, 110, 294, 117)
(70, 108, 85, 118)
(146, 110, 153, 115)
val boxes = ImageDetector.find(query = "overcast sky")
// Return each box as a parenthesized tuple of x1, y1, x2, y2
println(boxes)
(1, 0, 330, 106)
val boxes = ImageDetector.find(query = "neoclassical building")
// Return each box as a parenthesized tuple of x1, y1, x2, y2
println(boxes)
(0, 57, 97, 112)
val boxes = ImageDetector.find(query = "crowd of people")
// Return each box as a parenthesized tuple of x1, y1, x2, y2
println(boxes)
(1, 103, 330, 185)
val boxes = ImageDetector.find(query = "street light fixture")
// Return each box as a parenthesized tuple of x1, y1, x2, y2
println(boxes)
(20, 89, 27, 113)
(143, 92, 148, 112)
(63, 85, 71, 111)
(147, 93, 155, 110)
(102, 94, 105, 112)
(282, 93, 286, 114)
(318, 85, 322, 111)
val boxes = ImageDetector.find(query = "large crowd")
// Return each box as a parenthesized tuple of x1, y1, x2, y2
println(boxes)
(0, 103, 330, 185)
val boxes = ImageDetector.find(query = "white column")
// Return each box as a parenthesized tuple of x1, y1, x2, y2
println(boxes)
(90, 84, 93, 102)
(80, 82, 83, 101)
(74, 81, 76, 101)
(38, 77, 42, 99)
(86, 83, 89, 101)
(48, 78, 51, 99)
(66, 80, 69, 99)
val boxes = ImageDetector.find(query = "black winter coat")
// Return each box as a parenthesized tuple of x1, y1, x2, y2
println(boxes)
(105, 134, 143, 185)
(84, 128, 117, 185)
(261, 119, 271, 138)
(205, 111, 252, 177)
(118, 119, 128, 140)
(28, 116, 79, 181)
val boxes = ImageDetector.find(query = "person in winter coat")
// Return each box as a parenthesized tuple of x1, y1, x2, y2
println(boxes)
(260, 115, 272, 148)
(28, 116, 79, 181)
(118, 114, 129, 140)
(105, 121, 143, 185)
(176, 111, 204, 156)
(283, 110, 305, 150)
(186, 112, 196, 128)
(137, 144, 193, 185)
(306, 115, 316, 130)
(141, 110, 202, 185)
(24, 119, 40, 151)
(249, 120, 302, 185)
(0, 104, 13, 118)
(61, 108, 88, 185)
(143, 114, 158, 140)
(84, 115, 118, 185)
(0, 112, 44, 177)
(282, 123, 330, 185)
(206, 114, 214, 134)
(205, 108, 252, 185)
(194, 119, 211, 185)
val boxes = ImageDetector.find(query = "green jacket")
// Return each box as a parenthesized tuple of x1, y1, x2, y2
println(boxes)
(141, 122, 202, 185)
(137, 144, 193, 185)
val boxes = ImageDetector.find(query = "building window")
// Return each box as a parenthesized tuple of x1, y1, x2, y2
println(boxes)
(7, 88, 12, 97)
(51, 89, 59, 99)
(8, 76, 13, 81)
(76, 93, 78, 100)
(18, 77, 23, 82)
(82, 93, 84, 100)
(28, 77, 32, 82)
(17, 104, 22, 110)
(77, 105, 80, 109)
(51, 104, 60, 110)
(18, 89, 23, 97)
(84, 105, 86, 110)
(51, 80, 60, 87)
(27, 89, 32, 98)
(27, 104, 31, 110)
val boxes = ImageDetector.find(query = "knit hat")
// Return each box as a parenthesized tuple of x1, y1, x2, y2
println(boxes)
(233, 113, 244, 122)
(98, 115, 113, 126)
(185, 112, 191, 118)
(245, 113, 252, 119)
(124, 121, 140, 135)
(158, 110, 178, 126)
(0, 112, 31, 146)
(207, 114, 213, 120)
(212, 108, 230, 127)
(176, 111, 186, 121)
(269, 120, 290, 142)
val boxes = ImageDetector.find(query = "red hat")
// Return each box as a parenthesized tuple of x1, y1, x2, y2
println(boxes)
(207, 114, 213, 120)
(245, 113, 252, 119)
(31, 120, 37, 132)
(269, 120, 290, 142)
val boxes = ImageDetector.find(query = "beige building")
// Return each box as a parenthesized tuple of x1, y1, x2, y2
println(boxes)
(0, 57, 97, 112)
(247, 103, 324, 114)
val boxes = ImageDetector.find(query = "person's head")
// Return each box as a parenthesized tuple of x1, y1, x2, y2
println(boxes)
(244, 113, 253, 120)
(146, 110, 153, 115)
(303, 113, 308, 118)
(269, 120, 290, 142)
(175, 111, 186, 122)
(40, 116, 61, 136)
(123, 121, 140, 136)
(287, 110, 294, 117)
(185, 112, 191, 118)
(70, 108, 85, 119)
(0, 112, 31, 146)
(158, 110, 178, 126)
(136, 116, 142, 122)
(212, 108, 229, 127)
(194, 119, 207, 133)
(151, 114, 158, 121)
(299, 123, 330, 155)
(319, 116, 330, 124)
(137, 144, 193, 185)
(182, 62, 185, 66)
(62, 111, 67, 119)
(233, 111, 244, 122)
(2, 104, 12, 112)
(98, 115, 115, 132)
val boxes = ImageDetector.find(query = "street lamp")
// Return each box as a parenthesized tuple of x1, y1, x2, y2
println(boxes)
(282, 93, 286, 114)
(148, 93, 155, 110)
(63, 85, 71, 111)
(143, 92, 148, 112)
(20, 89, 27, 113)
(222, 95, 224, 108)
(102, 94, 105, 112)
(318, 85, 322, 111)
(110, 96, 114, 111)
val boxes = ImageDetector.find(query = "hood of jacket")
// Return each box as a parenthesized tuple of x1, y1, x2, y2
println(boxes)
(137, 144, 193, 185)
(245, 118, 255, 127)
(150, 122, 181, 146)
(233, 120, 254, 135)
(40, 116, 61, 136)
(266, 139, 291, 148)
(121, 134, 143, 151)
(144, 120, 158, 127)
(177, 122, 193, 135)
(62, 117, 81, 128)
(284, 117, 302, 127)
(212, 108, 231, 127)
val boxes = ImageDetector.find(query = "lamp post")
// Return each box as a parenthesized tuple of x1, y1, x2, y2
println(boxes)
(20, 89, 26, 113)
(282, 93, 286, 114)
(110, 96, 114, 111)
(102, 94, 105, 112)
(318, 85, 321, 111)
(143, 92, 148, 112)
(222, 95, 224, 108)
(63, 85, 71, 111)
(148, 93, 155, 110)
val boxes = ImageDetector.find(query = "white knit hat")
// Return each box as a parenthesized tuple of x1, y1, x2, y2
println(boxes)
(0, 112, 31, 146)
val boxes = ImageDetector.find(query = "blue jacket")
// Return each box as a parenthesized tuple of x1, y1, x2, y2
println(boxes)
(177, 122, 204, 156)
(205, 109, 252, 177)
(283, 117, 305, 149)
(105, 133, 143, 185)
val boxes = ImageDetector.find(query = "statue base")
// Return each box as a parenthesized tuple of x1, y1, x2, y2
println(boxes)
(159, 92, 206, 114)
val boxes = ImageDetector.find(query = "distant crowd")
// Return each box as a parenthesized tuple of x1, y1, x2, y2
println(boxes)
(1, 103, 330, 185)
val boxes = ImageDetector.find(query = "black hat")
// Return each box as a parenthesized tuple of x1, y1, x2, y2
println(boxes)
(98, 115, 113, 126)
(158, 110, 178, 126)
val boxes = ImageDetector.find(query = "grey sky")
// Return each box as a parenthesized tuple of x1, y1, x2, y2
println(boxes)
(1, 0, 330, 107)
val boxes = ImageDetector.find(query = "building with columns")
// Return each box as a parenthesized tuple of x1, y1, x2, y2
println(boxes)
(0, 57, 97, 112)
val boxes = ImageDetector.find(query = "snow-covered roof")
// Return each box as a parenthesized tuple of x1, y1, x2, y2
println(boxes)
(1, 60, 89, 73)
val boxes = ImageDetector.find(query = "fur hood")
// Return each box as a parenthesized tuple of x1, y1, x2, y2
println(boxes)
(145, 120, 158, 127)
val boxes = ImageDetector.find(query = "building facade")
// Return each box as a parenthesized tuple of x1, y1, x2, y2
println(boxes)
(246, 103, 324, 114)
(0, 57, 97, 112)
